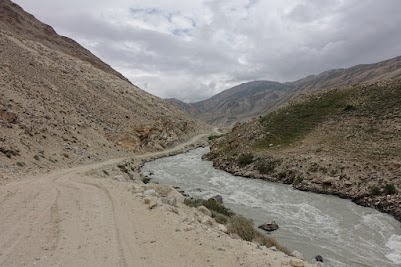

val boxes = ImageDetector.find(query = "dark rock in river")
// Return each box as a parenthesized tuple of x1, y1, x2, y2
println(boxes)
(258, 221, 279, 232)
(315, 255, 323, 262)
(208, 195, 223, 204)
(142, 176, 151, 184)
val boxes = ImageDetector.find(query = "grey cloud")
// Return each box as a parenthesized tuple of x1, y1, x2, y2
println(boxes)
(13, 0, 401, 102)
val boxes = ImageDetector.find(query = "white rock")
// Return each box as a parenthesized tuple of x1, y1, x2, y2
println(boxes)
(290, 259, 304, 267)
(230, 233, 241, 240)
(144, 189, 157, 197)
(148, 199, 159, 209)
(113, 175, 124, 182)
(197, 205, 212, 217)
(291, 250, 304, 260)
(166, 189, 185, 205)
(217, 224, 228, 233)
(201, 216, 214, 226)
(184, 225, 195, 231)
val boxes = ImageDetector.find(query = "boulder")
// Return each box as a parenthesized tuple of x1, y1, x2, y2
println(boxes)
(200, 216, 214, 226)
(289, 259, 304, 267)
(208, 195, 223, 204)
(143, 189, 157, 197)
(113, 175, 125, 182)
(258, 221, 279, 232)
(142, 176, 151, 184)
(315, 255, 324, 262)
(197, 205, 212, 217)
(0, 110, 18, 123)
(322, 176, 337, 185)
(217, 224, 228, 233)
(166, 189, 185, 204)
(229, 233, 241, 240)
(291, 250, 304, 260)
(148, 199, 159, 210)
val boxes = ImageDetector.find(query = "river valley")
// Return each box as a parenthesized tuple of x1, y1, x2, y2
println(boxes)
(141, 147, 401, 267)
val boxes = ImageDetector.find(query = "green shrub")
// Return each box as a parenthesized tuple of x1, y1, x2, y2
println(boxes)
(227, 216, 256, 242)
(184, 198, 290, 254)
(343, 104, 357, 112)
(213, 213, 229, 224)
(371, 186, 382, 196)
(254, 233, 291, 255)
(208, 134, 224, 141)
(256, 158, 282, 174)
(16, 161, 25, 167)
(226, 216, 291, 255)
(294, 176, 304, 185)
(384, 184, 396, 195)
(204, 200, 234, 216)
(237, 153, 254, 166)
(184, 198, 234, 217)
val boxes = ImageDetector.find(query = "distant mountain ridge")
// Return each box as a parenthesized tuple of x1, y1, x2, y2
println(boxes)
(167, 55, 401, 126)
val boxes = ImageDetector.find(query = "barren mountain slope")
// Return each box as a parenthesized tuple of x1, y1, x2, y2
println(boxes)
(0, 1, 210, 183)
(0, 0, 128, 82)
(169, 56, 401, 126)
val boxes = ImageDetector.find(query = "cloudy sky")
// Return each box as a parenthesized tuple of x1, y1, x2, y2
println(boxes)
(13, 0, 401, 102)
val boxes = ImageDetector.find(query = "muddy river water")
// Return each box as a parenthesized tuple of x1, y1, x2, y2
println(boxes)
(141, 147, 401, 267)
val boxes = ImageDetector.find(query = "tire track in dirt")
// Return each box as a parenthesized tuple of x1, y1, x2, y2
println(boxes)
(48, 189, 61, 252)
(73, 178, 128, 267)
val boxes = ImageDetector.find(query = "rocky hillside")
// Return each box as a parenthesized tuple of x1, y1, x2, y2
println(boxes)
(205, 80, 401, 221)
(0, 0, 209, 182)
(168, 56, 401, 126)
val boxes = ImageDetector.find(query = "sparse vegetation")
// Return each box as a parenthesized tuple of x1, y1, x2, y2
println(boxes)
(372, 184, 397, 196)
(257, 89, 352, 147)
(227, 215, 255, 241)
(256, 157, 282, 174)
(184, 197, 290, 254)
(343, 104, 357, 112)
(16, 161, 25, 167)
(371, 186, 382, 196)
(294, 176, 304, 185)
(184, 198, 234, 217)
(237, 153, 254, 166)
(226, 215, 290, 254)
(208, 134, 224, 141)
(384, 184, 396, 195)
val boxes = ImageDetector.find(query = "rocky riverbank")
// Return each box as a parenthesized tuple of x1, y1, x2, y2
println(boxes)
(203, 82, 401, 223)
(204, 150, 401, 222)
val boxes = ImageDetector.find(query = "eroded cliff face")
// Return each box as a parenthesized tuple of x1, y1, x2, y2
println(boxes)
(0, 1, 210, 181)
(205, 81, 401, 221)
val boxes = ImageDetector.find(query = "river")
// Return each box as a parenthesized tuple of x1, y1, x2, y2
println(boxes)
(141, 147, 401, 267)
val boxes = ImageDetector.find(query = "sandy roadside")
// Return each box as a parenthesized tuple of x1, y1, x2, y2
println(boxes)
(0, 134, 316, 267)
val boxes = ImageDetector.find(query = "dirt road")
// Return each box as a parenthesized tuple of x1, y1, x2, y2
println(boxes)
(0, 134, 312, 267)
